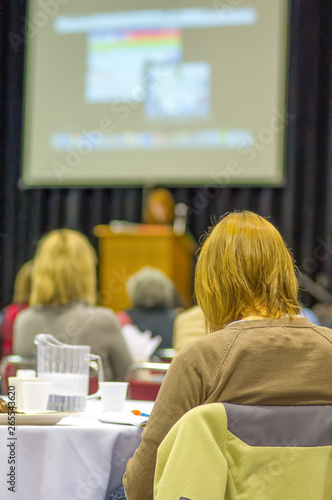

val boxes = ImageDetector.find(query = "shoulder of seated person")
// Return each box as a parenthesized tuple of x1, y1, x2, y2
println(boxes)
(311, 322, 332, 337)
(14, 306, 34, 323)
(175, 326, 239, 359)
(54, 302, 116, 317)
(89, 305, 119, 323)
(176, 305, 203, 321)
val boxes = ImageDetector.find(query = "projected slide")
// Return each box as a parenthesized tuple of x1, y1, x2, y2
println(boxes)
(22, 0, 288, 186)
(85, 29, 183, 103)
(145, 62, 211, 119)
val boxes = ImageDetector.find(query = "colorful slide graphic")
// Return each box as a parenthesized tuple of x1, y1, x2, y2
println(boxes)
(85, 29, 182, 103)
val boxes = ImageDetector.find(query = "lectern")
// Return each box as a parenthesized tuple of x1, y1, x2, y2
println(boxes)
(93, 224, 194, 311)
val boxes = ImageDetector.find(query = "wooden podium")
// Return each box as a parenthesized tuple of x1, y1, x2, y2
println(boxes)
(93, 224, 194, 311)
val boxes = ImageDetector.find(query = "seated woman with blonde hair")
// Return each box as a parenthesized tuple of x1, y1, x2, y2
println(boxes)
(120, 211, 332, 500)
(13, 229, 133, 381)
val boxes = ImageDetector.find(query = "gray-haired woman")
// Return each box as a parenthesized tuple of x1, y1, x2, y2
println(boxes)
(117, 267, 177, 350)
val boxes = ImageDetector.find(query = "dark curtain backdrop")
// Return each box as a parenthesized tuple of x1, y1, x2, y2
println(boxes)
(0, 0, 331, 307)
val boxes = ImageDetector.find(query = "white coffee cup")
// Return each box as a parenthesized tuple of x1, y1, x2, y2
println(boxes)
(21, 382, 50, 412)
(8, 377, 42, 411)
(100, 382, 128, 412)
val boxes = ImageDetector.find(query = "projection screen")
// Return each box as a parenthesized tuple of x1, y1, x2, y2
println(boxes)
(21, 0, 289, 187)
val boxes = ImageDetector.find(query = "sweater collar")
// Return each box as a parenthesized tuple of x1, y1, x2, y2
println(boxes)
(225, 315, 314, 329)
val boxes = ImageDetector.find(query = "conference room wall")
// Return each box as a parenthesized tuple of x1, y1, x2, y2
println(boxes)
(0, 0, 331, 308)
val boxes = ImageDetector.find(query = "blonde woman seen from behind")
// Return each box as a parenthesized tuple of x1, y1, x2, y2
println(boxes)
(122, 211, 332, 500)
(13, 229, 133, 381)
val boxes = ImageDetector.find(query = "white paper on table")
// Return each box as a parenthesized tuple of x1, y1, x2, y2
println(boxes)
(99, 411, 148, 426)
(121, 324, 162, 362)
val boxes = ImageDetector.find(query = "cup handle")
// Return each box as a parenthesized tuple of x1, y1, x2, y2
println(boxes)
(87, 354, 104, 400)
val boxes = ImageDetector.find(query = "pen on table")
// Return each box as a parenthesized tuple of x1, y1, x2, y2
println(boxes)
(132, 410, 150, 417)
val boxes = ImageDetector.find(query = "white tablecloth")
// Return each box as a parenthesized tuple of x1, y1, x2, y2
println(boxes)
(0, 400, 153, 500)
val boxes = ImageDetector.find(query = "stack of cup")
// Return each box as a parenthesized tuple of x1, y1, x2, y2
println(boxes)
(8, 371, 50, 412)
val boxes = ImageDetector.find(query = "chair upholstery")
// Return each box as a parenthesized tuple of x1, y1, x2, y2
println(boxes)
(154, 403, 332, 500)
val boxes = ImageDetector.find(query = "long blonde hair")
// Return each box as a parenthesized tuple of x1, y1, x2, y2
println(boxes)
(30, 229, 97, 307)
(13, 260, 33, 304)
(195, 211, 300, 332)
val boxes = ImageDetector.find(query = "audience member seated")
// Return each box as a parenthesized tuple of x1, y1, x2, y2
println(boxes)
(172, 304, 206, 352)
(117, 267, 176, 350)
(121, 211, 332, 500)
(0, 260, 32, 358)
(13, 229, 133, 381)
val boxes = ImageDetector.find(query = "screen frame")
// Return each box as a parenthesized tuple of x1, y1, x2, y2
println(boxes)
(20, 0, 291, 189)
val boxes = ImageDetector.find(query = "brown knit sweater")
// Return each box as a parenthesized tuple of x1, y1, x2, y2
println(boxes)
(123, 316, 332, 499)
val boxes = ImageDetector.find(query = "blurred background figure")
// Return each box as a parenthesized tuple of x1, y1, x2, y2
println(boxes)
(13, 229, 132, 381)
(0, 260, 33, 358)
(117, 267, 176, 350)
(300, 307, 320, 325)
(172, 305, 206, 353)
(142, 187, 192, 240)
(298, 272, 332, 327)
(143, 188, 175, 225)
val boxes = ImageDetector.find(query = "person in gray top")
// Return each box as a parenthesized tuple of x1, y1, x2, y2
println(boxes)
(13, 229, 133, 381)
(118, 267, 176, 350)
